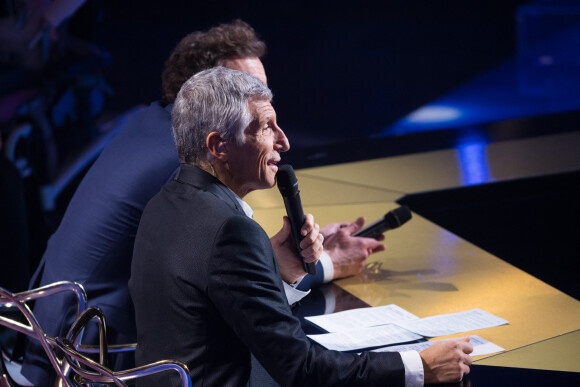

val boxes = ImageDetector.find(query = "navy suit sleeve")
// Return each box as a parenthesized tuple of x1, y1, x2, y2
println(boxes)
(296, 261, 325, 291)
(208, 215, 405, 387)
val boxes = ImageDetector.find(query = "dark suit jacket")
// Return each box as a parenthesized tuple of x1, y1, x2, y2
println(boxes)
(129, 165, 405, 387)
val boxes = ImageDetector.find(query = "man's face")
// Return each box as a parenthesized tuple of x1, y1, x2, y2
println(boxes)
(226, 99, 289, 197)
(223, 57, 268, 85)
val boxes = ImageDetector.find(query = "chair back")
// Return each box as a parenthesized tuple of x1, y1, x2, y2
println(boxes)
(1, 284, 190, 386)
(0, 281, 87, 387)
(54, 307, 192, 387)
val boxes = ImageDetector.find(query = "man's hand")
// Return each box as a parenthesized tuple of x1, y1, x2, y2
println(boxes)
(270, 214, 324, 284)
(320, 217, 386, 280)
(420, 337, 473, 384)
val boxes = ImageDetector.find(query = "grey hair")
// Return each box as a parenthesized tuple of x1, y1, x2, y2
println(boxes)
(171, 66, 273, 165)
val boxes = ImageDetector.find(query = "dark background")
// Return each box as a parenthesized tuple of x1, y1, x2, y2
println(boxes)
(92, 0, 529, 147)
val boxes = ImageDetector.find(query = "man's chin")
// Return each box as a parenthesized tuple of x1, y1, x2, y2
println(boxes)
(266, 172, 278, 189)
(249, 179, 276, 193)
(265, 180, 277, 190)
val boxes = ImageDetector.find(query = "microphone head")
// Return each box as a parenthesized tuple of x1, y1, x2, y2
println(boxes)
(384, 206, 412, 229)
(276, 164, 299, 196)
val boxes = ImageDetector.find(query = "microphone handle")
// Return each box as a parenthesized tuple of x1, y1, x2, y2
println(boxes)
(282, 193, 317, 275)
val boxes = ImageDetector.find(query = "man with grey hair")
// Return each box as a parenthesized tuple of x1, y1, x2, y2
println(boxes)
(129, 67, 473, 387)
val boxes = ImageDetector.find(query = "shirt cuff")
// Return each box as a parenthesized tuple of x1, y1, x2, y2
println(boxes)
(319, 251, 334, 283)
(282, 281, 310, 305)
(400, 350, 424, 387)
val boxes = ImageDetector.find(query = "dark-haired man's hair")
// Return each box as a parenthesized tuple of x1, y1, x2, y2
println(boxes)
(161, 19, 266, 104)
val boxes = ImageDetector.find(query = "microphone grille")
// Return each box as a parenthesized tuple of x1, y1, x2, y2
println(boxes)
(385, 206, 412, 228)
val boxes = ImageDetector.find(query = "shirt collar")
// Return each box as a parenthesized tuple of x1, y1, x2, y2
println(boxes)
(231, 191, 253, 219)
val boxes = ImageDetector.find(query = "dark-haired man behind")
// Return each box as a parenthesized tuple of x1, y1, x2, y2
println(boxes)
(22, 20, 383, 385)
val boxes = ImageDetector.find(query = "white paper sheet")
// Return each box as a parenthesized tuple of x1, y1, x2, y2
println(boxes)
(371, 335, 505, 357)
(305, 304, 420, 333)
(305, 305, 508, 351)
(307, 323, 423, 351)
(396, 308, 509, 337)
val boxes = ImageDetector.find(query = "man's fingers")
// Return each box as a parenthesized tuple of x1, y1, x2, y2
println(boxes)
(336, 217, 366, 235)
(459, 337, 474, 354)
(462, 352, 473, 366)
(300, 233, 324, 262)
(371, 244, 386, 253)
(299, 223, 320, 248)
(375, 234, 386, 242)
(272, 216, 292, 243)
(460, 360, 471, 377)
(300, 213, 315, 236)
(350, 217, 365, 232)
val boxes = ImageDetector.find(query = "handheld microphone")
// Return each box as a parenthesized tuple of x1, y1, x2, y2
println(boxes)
(353, 206, 413, 239)
(276, 164, 317, 275)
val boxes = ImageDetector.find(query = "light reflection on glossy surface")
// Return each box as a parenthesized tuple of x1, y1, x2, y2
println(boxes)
(455, 129, 492, 186)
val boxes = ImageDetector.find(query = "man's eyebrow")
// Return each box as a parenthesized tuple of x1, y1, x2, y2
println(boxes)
(261, 114, 274, 124)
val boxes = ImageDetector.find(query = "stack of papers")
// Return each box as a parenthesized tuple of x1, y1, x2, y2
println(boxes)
(305, 305, 507, 355)
(306, 324, 422, 352)
(306, 304, 419, 333)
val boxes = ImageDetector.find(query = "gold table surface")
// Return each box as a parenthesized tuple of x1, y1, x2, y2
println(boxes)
(252, 202, 580, 369)
(245, 131, 580, 372)
(476, 329, 580, 373)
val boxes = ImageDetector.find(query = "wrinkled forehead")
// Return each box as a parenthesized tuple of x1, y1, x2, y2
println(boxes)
(249, 98, 275, 119)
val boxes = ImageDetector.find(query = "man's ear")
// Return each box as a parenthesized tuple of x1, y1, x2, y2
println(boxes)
(206, 131, 228, 161)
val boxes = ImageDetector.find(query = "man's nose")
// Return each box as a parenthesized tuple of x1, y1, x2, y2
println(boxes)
(275, 128, 290, 152)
